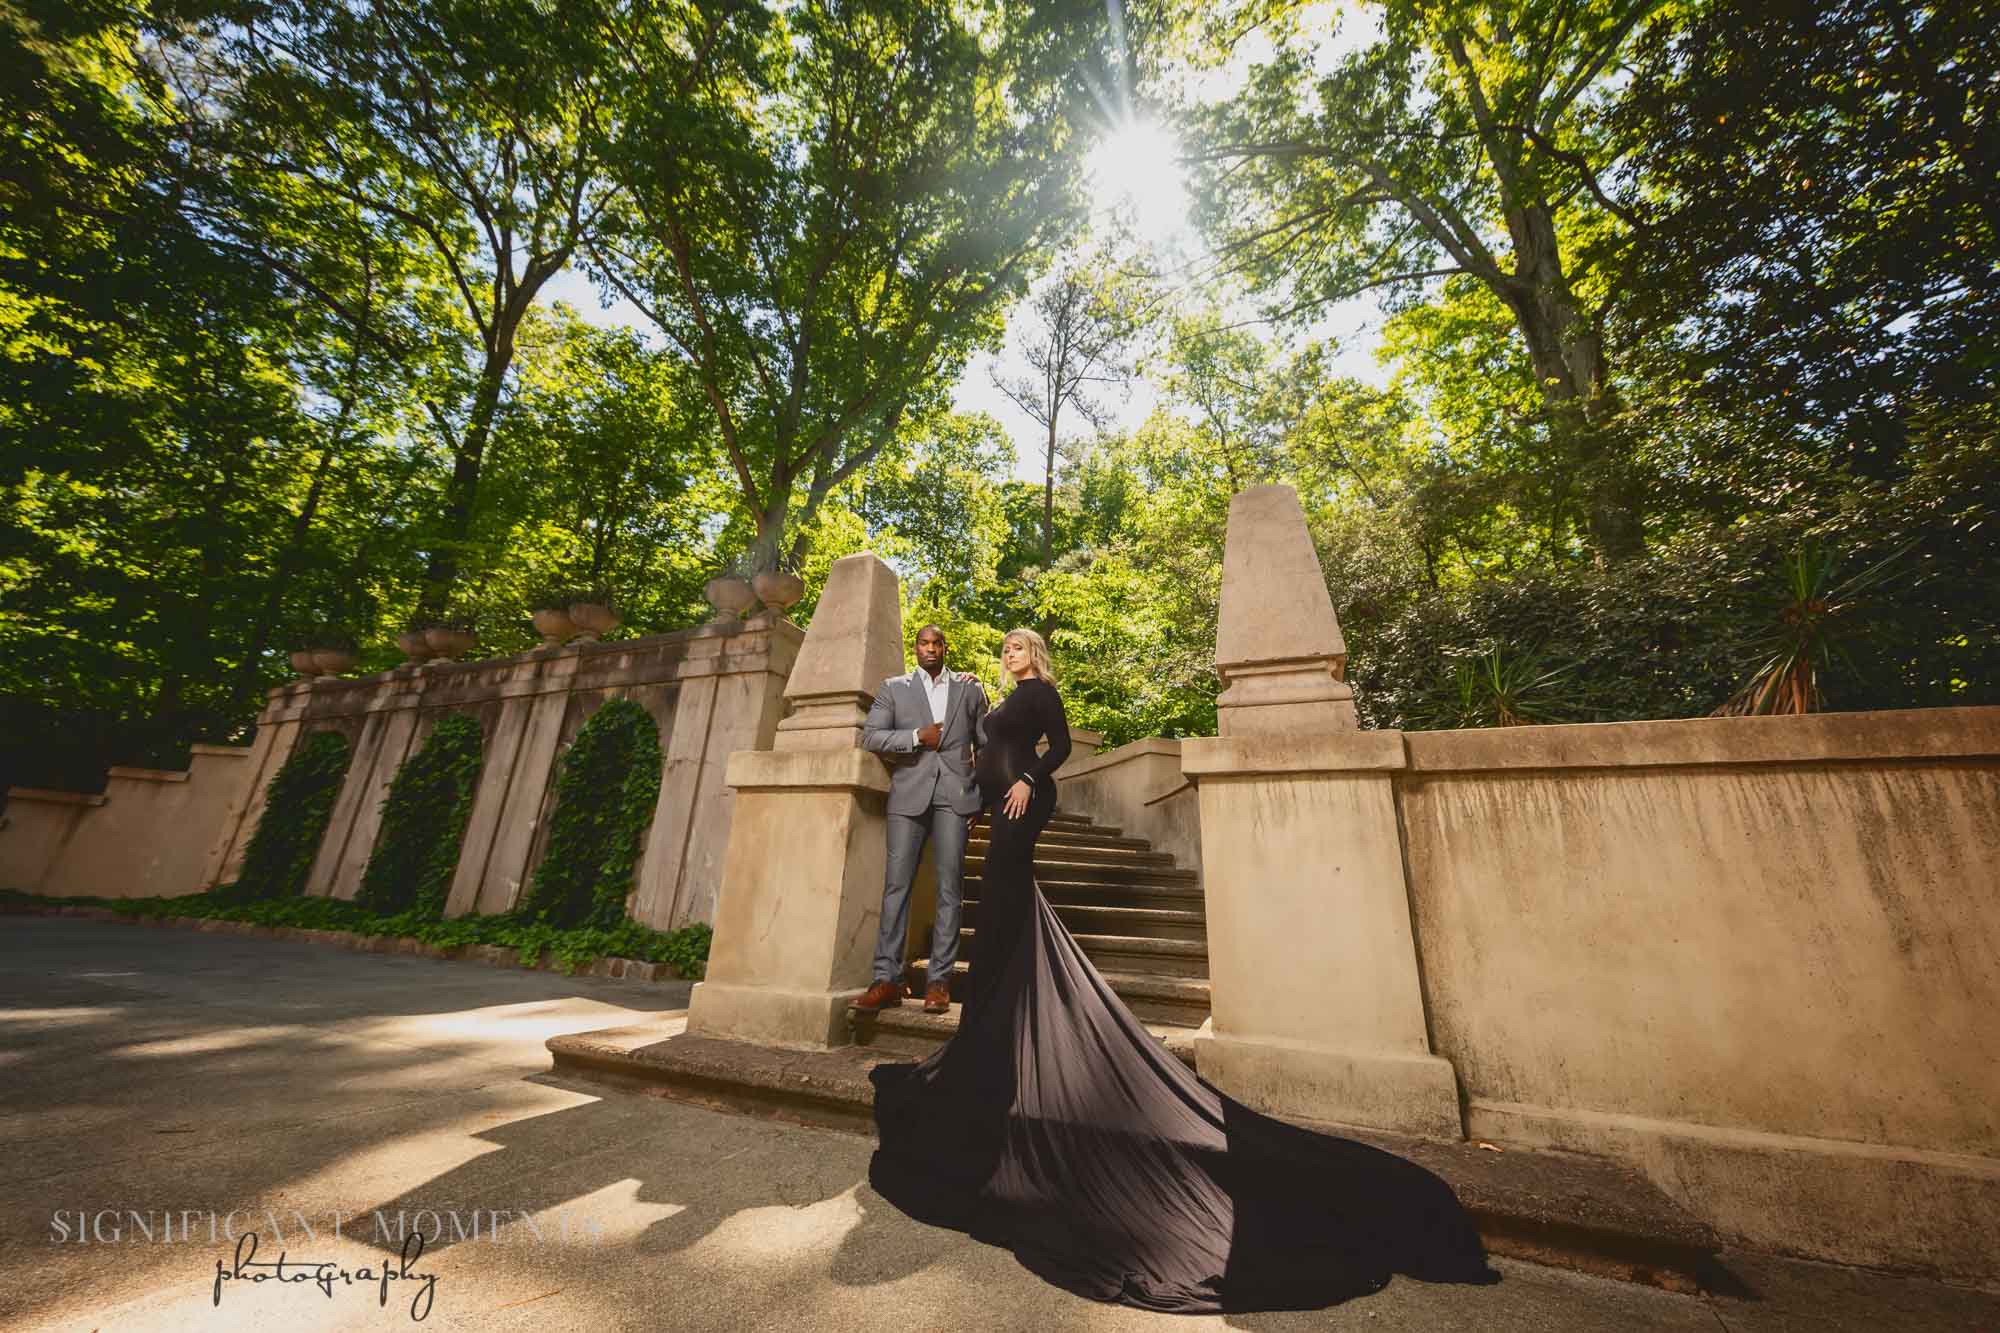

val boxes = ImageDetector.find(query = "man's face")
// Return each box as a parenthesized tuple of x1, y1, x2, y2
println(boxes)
(915, 628, 947, 675)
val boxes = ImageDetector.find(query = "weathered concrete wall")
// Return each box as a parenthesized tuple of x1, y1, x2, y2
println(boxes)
(3, 617, 801, 931)
(1055, 737, 1200, 869)
(0, 747, 254, 898)
(1397, 707, 2000, 1280)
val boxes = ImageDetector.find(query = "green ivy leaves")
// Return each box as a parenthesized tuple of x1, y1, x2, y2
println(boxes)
(514, 698, 663, 930)
(356, 713, 484, 919)
(221, 730, 351, 900)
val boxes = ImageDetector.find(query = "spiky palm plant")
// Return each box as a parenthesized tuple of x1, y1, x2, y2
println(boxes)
(1713, 541, 1910, 716)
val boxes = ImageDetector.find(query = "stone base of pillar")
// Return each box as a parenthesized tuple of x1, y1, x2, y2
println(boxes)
(682, 747, 891, 1051)
(685, 980, 863, 1051)
(1183, 727, 1466, 1140)
(1193, 1029, 1463, 1140)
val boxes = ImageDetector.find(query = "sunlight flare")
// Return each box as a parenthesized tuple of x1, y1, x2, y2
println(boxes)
(1086, 118, 1190, 246)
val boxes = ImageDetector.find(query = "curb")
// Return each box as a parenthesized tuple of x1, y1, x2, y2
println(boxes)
(5, 903, 692, 985)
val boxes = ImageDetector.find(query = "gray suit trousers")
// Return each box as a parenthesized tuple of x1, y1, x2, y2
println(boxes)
(873, 793, 970, 987)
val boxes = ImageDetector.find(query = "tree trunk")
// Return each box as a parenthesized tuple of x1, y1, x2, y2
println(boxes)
(235, 437, 341, 705)
(420, 357, 507, 613)
(1495, 202, 1643, 560)
(1041, 416, 1058, 567)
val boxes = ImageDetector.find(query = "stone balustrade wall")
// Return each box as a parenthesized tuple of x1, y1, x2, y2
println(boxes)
(1, 616, 801, 931)
(1392, 705, 2000, 1279)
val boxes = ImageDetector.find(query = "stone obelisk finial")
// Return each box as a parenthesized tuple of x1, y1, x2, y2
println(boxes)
(1213, 484, 1358, 736)
(771, 552, 904, 750)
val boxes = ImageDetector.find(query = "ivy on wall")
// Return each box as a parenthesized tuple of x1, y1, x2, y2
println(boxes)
(514, 698, 663, 930)
(222, 729, 351, 900)
(355, 713, 485, 919)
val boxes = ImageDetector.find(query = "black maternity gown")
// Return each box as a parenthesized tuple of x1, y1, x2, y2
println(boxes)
(867, 676, 1495, 1314)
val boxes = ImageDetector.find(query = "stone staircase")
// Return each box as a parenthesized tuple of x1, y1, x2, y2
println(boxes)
(856, 808, 1210, 1055)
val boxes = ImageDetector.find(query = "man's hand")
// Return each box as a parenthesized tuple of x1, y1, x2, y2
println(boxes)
(917, 722, 943, 750)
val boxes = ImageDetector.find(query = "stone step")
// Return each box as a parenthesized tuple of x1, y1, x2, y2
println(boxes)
(962, 899, 1208, 942)
(954, 927, 1208, 977)
(965, 856, 1199, 887)
(1041, 816, 1114, 835)
(844, 1001, 1199, 1065)
(969, 828, 1156, 853)
(1026, 879, 1207, 912)
(547, 1020, 1721, 1293)
(902, 961, 1212, 1027)
(967, 841, 1178, 868)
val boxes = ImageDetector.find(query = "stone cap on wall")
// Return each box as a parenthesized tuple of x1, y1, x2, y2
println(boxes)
(724, 748, 893, 795)
(1182, 730, 1407, 777)
(1057, 736, 1181, 781)
(258, 616, 805, 725)
(1403, 706, 2000, 774)
(5, 787, 108, 806)
(1178, 706, 2000, 779)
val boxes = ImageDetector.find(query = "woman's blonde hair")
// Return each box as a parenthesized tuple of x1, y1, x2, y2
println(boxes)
(1001, 627, 1057, 687)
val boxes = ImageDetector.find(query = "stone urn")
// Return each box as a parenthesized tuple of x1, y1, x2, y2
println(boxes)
(530, 607, 578, 649)
(703, 575, 757, 623)
(423, 626, 476, 663)
(309, 647, 359, 678)
(751, 570, 805, 615)
(567, 600, 622, 643)
(395, 629, 431, 664)
(289, 649, 319, 682)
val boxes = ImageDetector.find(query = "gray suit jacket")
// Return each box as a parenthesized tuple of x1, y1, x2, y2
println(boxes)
(862, 669, 990, 816)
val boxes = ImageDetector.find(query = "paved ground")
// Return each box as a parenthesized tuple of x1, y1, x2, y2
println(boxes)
(3, 917, 1996, 1332)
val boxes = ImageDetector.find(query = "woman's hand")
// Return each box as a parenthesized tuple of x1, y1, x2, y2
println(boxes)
(1003, 779, 1031, 820)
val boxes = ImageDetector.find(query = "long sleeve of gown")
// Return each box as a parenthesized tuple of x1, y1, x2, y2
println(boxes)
(1021, 682, 1071, 787)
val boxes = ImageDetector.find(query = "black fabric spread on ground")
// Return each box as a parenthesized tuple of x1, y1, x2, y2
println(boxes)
(868, 677, 1498, 1313)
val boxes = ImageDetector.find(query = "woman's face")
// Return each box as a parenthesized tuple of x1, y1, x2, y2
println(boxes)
(1001, 636, 1031, 680)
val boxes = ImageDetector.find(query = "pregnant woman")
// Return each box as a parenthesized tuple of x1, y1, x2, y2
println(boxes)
(867, 627, 1494, 1313)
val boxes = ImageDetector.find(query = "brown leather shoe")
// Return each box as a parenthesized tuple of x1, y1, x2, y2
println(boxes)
(922, 983, 950, 1014)
(851, 979, 903, 1011)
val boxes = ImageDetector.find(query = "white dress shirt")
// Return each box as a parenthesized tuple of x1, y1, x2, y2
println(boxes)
(911, 667, 951, 746)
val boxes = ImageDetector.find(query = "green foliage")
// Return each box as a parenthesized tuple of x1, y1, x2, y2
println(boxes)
(1714, 542, 1915, 717)
(1, 888, 712, 979)
(1179, 0, 1666, 558)
(599, 0, 1116, 572)
(7, 0, 1997, 801)
(1611, 0, 1998, 475)
(480, 307, 722, 644)
(515, 699, 663, 930)
(221, 731, 351, 901)
(355, 713, 485, 918)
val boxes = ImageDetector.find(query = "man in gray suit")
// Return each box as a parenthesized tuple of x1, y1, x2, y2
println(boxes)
(852, 624, 989, 1014)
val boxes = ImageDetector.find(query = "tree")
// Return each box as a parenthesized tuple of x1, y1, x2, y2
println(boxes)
(991, 266, 1137, 565)
(592, 0, 1114, 575)
(1154, 313, 1287, 494)
(1179, 0, 1671, 558)
(2, 1, 335, 782)
(477, 306, 724, 637)
(1610, 0, 2000, 480)
(204, 0, 641, 610)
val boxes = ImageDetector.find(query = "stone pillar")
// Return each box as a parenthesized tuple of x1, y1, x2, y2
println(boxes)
(1181, 484, 1462, 1139)
(685, 553, 903, 1049)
